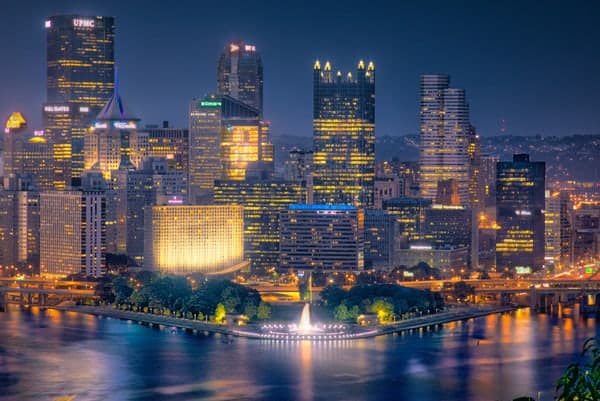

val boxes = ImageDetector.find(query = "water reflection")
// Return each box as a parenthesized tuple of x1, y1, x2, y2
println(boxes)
(0, 306, 598, 401)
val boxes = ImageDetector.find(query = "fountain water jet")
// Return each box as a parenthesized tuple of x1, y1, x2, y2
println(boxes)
(296, 303, 320, 334)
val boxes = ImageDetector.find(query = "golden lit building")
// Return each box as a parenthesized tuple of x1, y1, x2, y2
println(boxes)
(312, 60, 375, 207)
(144, 205, 247, 275)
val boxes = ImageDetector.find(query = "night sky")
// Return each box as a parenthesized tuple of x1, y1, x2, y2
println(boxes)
(2, 0, 600, 138)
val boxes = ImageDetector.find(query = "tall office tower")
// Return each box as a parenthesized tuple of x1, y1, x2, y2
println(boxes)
(0, 191, 18, 272)
(214, 178, 306, 273)
(571, 203, 600, 266)
(220, 97, 273, 181)
(435, 179, 460, 205)
(313, 60, 375, 207)
(3, 113, 53, 191)
(364, 209, 396, 270)
(279, 204, 365, 271)
(188, 95, 223, 202)
(467, 129, 482, 210)
(144, 205, 247, 275)
(496, 154, 545, 274)
(559, 192, 573, 269)
(480, 155, 499, 209)
(419, 75, 475, 205)
(84, 86, 139, 179)
(545, 190, 561, 270)
(44, 15, 115, 188)
(40, 190, 106, 277)
(382, 197, 432, 247)
(217, 41, 263, 116)
(134, 122, 189, 177)
(284, 149, 313, 203)
(114, 157, 187, 264)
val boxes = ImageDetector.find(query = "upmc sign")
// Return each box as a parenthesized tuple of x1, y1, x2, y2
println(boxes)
(73, 19, 95, 28)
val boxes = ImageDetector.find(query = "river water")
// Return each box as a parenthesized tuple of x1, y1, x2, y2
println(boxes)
(0, 306, 598, 401)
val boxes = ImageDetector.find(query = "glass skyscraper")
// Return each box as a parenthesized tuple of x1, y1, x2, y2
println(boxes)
(43, 15, 115, 188)
(419, 75, 477, 206)
(496, 154, 545, 274)
(217, 41, 263, 116)
(312, 60, 375, 207)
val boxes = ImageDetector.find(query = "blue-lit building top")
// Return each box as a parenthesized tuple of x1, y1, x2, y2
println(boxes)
(288, 204, 355, 211)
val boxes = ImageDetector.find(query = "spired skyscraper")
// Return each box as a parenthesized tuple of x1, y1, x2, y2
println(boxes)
(43, 15, 115, 189)
(312, 60, 376, 207)
(419, 74, 477, 206)
(217, 41, 263, 116)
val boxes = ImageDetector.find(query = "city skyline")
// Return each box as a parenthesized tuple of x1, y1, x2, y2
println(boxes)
(2, 0, 600, 138)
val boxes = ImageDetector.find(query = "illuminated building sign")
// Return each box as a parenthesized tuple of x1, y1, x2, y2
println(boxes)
(79, 106, 90, 113)
(245, 45, 256, 52)
(403, 271, 415, 278)
(34, 130, 44, 136)
(113, 121, 137, 129)
(44, 105, 70, 113)
(73, 19, 95, 28)
(230, 44, 239, 52)
(94, 122, 108, 129)
(586, 267, 594, 274)
(200, 101, 222, 107)
(45, 20, 51, 28)
(515, 266, 531, 274)
(516, 210, 532, 216)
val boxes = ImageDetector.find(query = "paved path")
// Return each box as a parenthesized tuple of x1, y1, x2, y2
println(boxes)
(51, 304, 517, 339)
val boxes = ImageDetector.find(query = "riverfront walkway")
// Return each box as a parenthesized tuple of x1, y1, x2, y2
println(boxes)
(51, 304, 517, 339)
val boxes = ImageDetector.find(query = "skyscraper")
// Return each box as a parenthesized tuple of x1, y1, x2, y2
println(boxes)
(44, 15, 115, 188)
(84, 85, 139, 179)
(188, 94, 223, 202)
(214, 177, 306, 272)
(419, 75, 475, 206)
(496, 154, 545, 274)
(312, 60, 375, 207)
(217, 41, 263, 116)
(40, 190, 106, 277)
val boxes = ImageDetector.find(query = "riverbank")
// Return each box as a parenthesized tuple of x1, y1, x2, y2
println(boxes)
(49, 304, 518, 339)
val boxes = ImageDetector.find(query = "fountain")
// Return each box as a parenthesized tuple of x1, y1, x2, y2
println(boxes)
(232, 302, 379, 340)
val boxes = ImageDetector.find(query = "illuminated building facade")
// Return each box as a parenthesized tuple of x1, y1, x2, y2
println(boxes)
(214, 178, 306, 272)
(44, 15, 115, 188)
(144, 205, 247, 275)
(312, 60, 375, 207)
(115, 157, 187, 264)
(217, 41, 263, 116)
(364, 209, 396, 269)
(40, 190, 106, 277)
(84, 86, 139, 178)
(0, 182, 41, 274)
(188, 94, 223, 202)
(496, 154, 545, 273)
(419, 75, 476, 206)
(3, 113, 53, 191)
(424, 204, 472, 251)
(134, 122, 189, 178)
(382, 197, 432, 247)
(279, 204, 365, 271)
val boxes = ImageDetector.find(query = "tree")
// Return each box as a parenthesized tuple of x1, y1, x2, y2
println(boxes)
(370, 298, 395, 323)
(257, 302, 271, 320)
(112, 276, 133, 304)
(555, 338, 599, 401)
(214, 303, 226, 323)
(452, 281, 475, 303)
(243, 301, 258, 320)
(334, 304, 350, 322)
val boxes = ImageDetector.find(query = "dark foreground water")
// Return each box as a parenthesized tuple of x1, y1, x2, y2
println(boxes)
(0, 307, 598, 401)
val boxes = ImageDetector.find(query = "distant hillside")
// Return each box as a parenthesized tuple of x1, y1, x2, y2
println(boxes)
(272, 134, 600, 182)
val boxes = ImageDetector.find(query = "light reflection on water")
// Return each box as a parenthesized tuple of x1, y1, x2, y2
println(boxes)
(0, 306, 598, 401)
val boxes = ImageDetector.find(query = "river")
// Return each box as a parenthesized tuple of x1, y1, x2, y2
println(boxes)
(0, 306, 598, 401)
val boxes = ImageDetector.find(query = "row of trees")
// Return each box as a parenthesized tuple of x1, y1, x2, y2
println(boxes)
(320, 284, 444, 323)
(99, 273, 271, 323)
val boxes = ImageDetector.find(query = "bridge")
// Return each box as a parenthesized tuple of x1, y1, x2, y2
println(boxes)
(0, 278, 98, 309)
